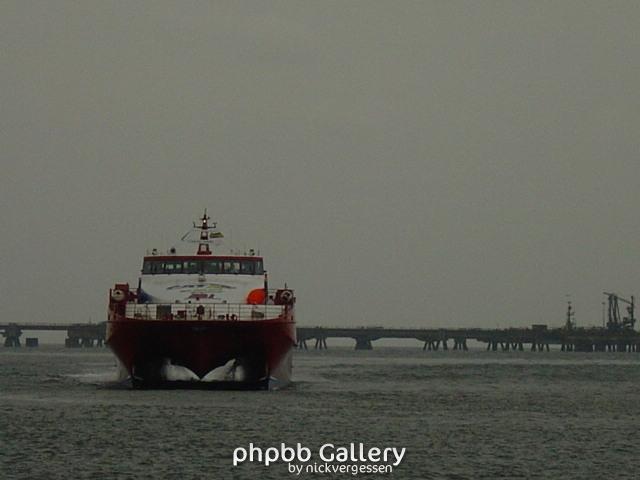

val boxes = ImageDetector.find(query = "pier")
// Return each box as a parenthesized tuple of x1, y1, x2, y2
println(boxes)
(2, 324, 639, 353)
(296, 325, 640, 351)
(0, 322, 106, 348)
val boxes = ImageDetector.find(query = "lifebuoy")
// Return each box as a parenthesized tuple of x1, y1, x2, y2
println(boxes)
(280, 290, 294, 303)
(246, 288, 266, 305)
(111, 289, 126, 302)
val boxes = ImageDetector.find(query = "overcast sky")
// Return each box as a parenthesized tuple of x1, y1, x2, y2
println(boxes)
(2, 1, 639, 332)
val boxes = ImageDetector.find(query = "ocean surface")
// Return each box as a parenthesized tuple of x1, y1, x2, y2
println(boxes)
(1, 346, 639, 479)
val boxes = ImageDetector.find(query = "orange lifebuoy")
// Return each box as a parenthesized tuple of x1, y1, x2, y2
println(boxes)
(246, 288, 266, 305)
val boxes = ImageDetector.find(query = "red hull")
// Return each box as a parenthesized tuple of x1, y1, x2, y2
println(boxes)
(107, 314, 295, 387)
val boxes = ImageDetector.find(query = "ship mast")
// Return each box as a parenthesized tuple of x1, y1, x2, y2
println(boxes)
(197, 209, 211, 255)
(179, 209, 224, 255)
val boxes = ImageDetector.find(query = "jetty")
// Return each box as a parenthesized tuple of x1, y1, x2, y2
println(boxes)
(295, 325, 640, 352)
(0, 322, 106, 348)
(2, 323, 639, 353)
(298, 293, 639, 351)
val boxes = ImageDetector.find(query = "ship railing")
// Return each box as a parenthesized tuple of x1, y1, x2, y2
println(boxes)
(124, 303, 287, 321)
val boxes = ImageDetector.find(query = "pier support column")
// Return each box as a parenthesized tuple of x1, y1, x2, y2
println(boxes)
(3, 324, 22, 347)
(65, 337, 81, 348)
(4, 336, 21, 347)
(354, 337, 373, 350)
(575, 341, 593, 352)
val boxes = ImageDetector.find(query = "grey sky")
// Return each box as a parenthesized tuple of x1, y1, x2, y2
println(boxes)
(2, 1, 639, 330)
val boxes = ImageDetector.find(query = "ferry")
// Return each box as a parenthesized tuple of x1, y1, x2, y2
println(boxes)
(106, 211, 296, 389)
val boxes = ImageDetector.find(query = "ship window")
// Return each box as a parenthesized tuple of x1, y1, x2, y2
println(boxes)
(240, 261, 254, 274)
(183, 261, 200, 274)
(223, 261, 240, 274)
(164, 260, 183, 274)
(203, 260, 222, 274)
(170, 258, 264, 275)
(149, 261, 164, 274)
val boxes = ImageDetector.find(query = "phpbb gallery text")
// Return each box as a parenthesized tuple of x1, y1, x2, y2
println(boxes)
(233, 443, 406, 475)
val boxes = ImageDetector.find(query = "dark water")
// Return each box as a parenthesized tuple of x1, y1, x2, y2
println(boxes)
(1, 346, 639, 479)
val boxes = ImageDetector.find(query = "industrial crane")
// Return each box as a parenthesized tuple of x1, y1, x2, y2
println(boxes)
(603, 292, 635, 331)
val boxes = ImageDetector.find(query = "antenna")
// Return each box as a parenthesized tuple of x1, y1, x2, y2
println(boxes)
(179, 210, 224, 254)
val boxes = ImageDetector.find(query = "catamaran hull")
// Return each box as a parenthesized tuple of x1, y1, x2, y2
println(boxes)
(107, 317, 295, 390)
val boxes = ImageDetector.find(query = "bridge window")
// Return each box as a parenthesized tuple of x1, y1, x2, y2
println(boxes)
(203, 260, 222, 274)
(164, 260, 183, 273)
(142, 258, 264, 275)
(254, 260, 264, 275)
(142, 260, 165, 274)
(223, 260, 241, 274)
(240, 261, 254, 274)
(183, 261, 200, 274)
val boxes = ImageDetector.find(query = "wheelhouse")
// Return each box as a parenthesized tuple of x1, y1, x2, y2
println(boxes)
(142, 256, 265, 276)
